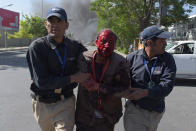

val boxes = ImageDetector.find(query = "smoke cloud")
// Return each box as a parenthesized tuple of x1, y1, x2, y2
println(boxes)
(31, 0, 98, 44)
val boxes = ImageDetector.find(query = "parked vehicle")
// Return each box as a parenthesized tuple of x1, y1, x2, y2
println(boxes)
(166, 41, 196, 78)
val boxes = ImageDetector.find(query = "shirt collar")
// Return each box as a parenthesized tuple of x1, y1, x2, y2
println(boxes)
(47, 35, 67, 49)
(141, 48, 159, 61)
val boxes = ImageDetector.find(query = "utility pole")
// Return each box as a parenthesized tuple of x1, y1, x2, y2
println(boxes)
(42, 0, 43, 18)
(158, 0, 162, 27)
(4, 30, 7, 48)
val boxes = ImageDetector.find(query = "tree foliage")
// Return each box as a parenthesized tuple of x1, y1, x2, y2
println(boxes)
(161, 0, 196, 26)
(90, 0, 196, 53)
(91, 0, 139, 52)
(8, 15, 47, 39)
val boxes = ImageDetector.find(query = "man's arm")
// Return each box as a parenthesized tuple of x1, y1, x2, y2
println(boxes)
(128, 54, 176, 100)
(27, 42, 89, 90)
(100, 59, 131, 96)
(147, 55, 176, 98)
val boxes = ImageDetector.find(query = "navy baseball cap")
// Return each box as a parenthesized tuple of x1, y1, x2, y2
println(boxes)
(140, 25, 172, 40)
(47, 7, 67, 21)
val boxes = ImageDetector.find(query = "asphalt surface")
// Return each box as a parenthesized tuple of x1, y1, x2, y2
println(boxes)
(0, 49, 38, 130)
(0, 47, 196, 131)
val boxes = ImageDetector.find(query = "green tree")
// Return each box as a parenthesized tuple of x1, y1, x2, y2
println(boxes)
(91, 0, 139, 53)
(160, 0, 196, 27)
(90, 0, 196, 53)
(8, 15, 47, 39)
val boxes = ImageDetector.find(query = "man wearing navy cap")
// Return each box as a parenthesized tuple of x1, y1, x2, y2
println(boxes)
(26, 7, 90, 131)
(124, 25, 176, 131)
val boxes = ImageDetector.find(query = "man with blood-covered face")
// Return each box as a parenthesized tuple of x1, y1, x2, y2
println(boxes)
(96, 29, 116, 57)
(75, 29, 131, 131)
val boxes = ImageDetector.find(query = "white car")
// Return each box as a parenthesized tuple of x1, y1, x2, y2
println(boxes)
(166, 41, 196, 79)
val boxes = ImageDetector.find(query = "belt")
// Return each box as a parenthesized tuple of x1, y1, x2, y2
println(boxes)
(131, 100, 155, 112)
(31, 93, 73, 104)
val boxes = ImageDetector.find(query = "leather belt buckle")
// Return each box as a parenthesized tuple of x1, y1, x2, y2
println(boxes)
(54, 88, 62, 94)
(60, 95, 65, 100)
(31, 93, 38, 101)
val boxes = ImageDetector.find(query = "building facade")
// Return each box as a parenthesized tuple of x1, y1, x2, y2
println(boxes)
(169, 14, 196, 41)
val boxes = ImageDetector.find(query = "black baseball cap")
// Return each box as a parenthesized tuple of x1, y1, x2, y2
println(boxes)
(47, 7, 67, 21)
(140, 25, 172, 40)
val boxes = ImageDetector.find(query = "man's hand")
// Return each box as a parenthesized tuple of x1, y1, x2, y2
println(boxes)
(70, 72, 91, 83)
(81, 78, 99, 92)
(126, 88, 148, 100)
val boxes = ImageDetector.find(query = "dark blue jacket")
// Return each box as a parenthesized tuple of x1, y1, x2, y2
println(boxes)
(126, 49, 176, 113)
(26, 35, 87, 97)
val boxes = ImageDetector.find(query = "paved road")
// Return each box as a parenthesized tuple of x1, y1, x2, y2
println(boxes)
(0, 49, 196, 131)
(157, 78, 196, 131)
(0, 49, 39, 131)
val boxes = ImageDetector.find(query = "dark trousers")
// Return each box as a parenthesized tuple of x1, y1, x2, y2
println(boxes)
(76, 118, 114, 131)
